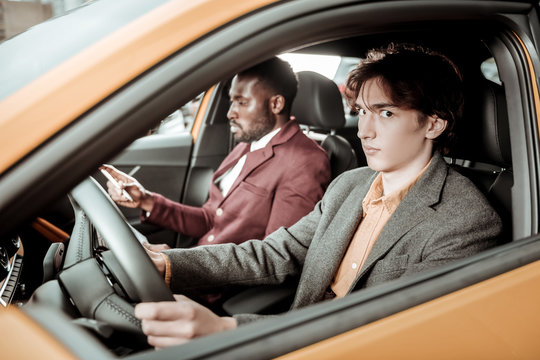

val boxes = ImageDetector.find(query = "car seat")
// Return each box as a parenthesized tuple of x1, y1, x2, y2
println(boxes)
(291, 71, 357, 178)
(447, 78, 513, 241)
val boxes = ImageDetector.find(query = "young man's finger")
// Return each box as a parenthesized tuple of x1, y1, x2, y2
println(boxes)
(141, 319, 193, 338)
(147, 335, 189, 349)
(135, 298, 196, 321)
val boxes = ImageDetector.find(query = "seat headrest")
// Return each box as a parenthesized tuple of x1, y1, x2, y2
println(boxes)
(291, 71, 346, 130)
(448, 79, 511, 167)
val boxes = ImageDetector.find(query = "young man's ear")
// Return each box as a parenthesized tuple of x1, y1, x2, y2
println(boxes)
(269, 95, 285, 114)
(425, 116, 448, 139)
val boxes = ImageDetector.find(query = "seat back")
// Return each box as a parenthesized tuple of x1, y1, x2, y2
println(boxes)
(447, 78, 513, 240)
(291, 71, 357, 178)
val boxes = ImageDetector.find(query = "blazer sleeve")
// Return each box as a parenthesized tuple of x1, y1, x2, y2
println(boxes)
(142, 193, 213, 238)
(160, 170, 341, 291)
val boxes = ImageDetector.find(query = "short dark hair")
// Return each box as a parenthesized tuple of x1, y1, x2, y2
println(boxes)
(346, 43, 464, 154)
(237, 57, 298, 114)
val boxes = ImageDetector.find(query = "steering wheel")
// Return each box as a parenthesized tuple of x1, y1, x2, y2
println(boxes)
(57, 177, 174, 342)
(68, 176, 174, 301)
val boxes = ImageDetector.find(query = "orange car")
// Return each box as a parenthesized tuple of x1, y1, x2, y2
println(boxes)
(0, 0, 539, 358)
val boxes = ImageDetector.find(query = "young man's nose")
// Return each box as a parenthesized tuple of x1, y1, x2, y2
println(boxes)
(357, 114, 375, 139)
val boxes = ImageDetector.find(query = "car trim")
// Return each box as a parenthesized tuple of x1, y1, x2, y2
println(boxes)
(191, 86, 216, 142)
(514, 32, 540, 136)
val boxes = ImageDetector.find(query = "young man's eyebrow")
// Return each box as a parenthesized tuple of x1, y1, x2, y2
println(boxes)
(355, 102, 398, 110)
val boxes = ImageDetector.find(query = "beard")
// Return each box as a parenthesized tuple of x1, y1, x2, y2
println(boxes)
(233, 105, 276, 143)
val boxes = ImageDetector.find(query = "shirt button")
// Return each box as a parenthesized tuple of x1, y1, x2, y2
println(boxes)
(208, 235, 215, 242)
(216, 208, 223, 216)
(352, 262, 358, 269)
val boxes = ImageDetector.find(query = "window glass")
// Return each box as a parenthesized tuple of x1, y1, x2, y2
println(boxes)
(154, 54, 363, 136)
(1, 0, 93, 41)
(278, 53, 342, 79)
(151, 93, 203, 135)
(481, 57, 501, 85)
(279, 53, 361, 126)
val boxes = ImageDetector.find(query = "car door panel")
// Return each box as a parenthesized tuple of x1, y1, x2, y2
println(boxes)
(106, 132, 193, 245)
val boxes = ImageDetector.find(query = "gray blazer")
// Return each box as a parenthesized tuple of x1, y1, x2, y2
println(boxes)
(165, 153, 502, 323)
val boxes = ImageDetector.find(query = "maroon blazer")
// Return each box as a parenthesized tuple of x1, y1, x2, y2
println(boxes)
(143, 120, 331, 246)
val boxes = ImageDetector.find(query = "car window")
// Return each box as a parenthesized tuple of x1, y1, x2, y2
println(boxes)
(1, 0, 95, 42)
(0, 0, 168, 101)
(152, 54, 361, 136)
(151, 93, 204, 135)
(282, 53, 361, 125)
(481, 57, 501, 85)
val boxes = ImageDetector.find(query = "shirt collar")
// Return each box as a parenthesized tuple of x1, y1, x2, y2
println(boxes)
(362, 158, 432, 214)
(250, 127, 281, 152)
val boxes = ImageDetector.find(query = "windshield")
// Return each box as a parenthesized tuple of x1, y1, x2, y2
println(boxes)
(0, 0, 168, 101)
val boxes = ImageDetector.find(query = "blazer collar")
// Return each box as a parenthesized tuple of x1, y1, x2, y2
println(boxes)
(266, 119, 300, 147)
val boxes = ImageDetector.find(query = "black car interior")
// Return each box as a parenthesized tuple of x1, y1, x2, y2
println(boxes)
(291, 70, 358, 178)
(447, 78, 513, 241)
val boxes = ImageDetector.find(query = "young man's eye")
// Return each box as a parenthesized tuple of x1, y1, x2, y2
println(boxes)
(380, 110, 393, 118)
(358, 108, 367, 116)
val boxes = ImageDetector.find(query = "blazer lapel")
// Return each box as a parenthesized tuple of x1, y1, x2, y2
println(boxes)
(219, 120, 301, 201)
(350, 153, 449, 291)
(220, 146, 273, 201)
(212, 143, 250, 181)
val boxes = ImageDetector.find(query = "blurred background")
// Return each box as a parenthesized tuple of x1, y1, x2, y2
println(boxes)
(0, 0, 90, 41)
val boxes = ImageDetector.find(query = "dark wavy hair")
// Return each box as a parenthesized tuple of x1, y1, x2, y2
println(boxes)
(237, 57, 298, 115)
(346, 43, 464, 154)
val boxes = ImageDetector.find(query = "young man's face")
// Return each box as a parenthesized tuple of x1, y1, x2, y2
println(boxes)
(355, 78, 443, 175)
(227, 75, 277, 143)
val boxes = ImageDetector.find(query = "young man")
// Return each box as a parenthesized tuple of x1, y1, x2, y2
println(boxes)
(133, 44, 502, 348)
(104, 57, 331, 248)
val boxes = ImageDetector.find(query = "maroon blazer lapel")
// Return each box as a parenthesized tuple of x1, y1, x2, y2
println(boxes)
(222, 147, 274, 200)
(219, 120, 302, 201)
(212, 143, 250, 180)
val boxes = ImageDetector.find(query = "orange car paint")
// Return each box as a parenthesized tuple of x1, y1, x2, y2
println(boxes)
(0, 308, 77, 360)
(191, 86, 215, 142)
(278, 260, 540, 359)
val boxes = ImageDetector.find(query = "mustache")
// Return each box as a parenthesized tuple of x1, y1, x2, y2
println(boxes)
(230, 120, 241, 129)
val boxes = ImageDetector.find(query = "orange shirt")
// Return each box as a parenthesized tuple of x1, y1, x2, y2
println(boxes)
(330, 164, 429, 298)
